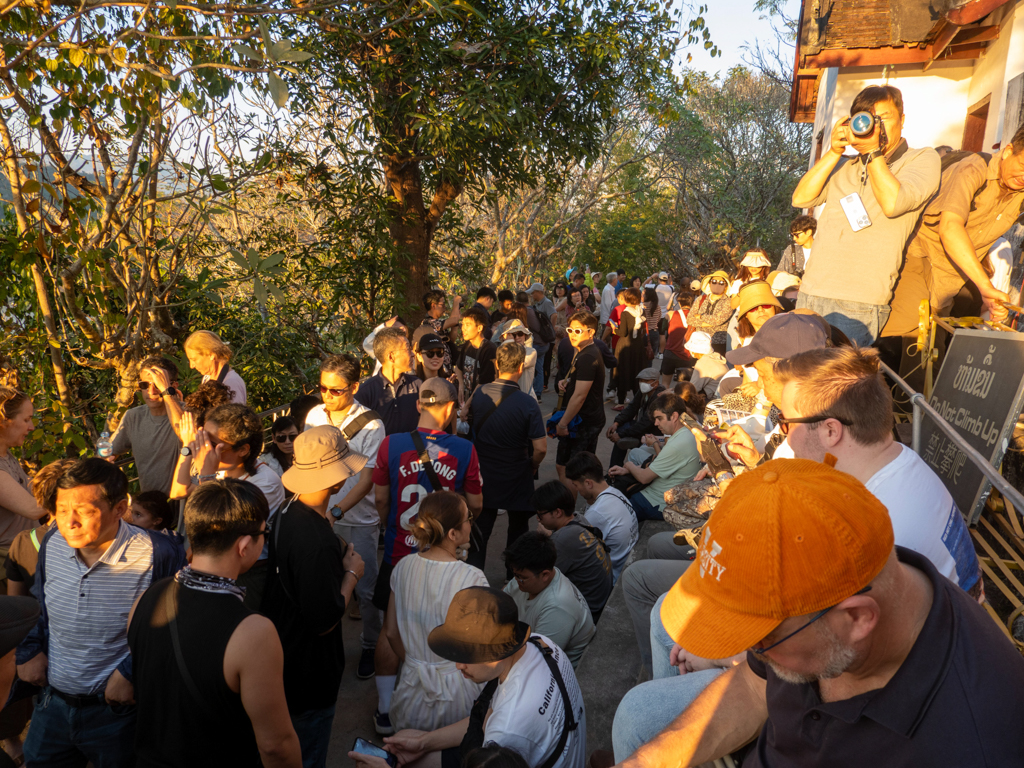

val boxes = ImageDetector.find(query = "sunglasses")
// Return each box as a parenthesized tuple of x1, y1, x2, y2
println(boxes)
(709, 279, 727, 286)
(747, 305, 776, 313)
(137, 382, 173, 392)
(566, 328, 591, 335)
(274, 433, 298, 443)
(208, 433, 241, 451)
(319, 383, 352, 397)
(777, 412, 853, 435)
(421, 349, 444, 359)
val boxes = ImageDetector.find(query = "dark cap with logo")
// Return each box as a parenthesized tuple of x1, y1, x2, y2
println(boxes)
(419, 377, 457, 405)
(725, 313, 828, 367)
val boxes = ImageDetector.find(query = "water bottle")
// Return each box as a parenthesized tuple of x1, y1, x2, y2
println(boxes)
(96, 431, 113, 458)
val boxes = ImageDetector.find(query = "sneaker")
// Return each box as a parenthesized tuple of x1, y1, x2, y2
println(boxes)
(357, 648, 375, 680)
(374, 709, 394, 735)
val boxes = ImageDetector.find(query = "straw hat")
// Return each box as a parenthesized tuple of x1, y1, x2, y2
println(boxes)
(699, 271, 731, 294)
(735, 280, 783, 318)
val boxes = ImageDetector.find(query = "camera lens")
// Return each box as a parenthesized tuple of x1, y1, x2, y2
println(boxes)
(849, 111, 876, 136)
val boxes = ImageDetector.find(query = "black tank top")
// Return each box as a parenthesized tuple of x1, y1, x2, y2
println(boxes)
(128, 577, 258, 768)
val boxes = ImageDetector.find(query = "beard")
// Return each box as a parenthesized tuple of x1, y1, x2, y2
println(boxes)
(764, 621, 858, 684)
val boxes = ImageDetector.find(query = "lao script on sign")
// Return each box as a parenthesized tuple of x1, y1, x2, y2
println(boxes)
(920, 329, 1024, 524)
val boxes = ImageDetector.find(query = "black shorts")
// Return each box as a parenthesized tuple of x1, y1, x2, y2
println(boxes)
(372, 560, 395, 612)
(441, 747, 462, 768)
(658, 317, 668, 334)
(661, 351, 690, 377)
(556, 423, 603, 466)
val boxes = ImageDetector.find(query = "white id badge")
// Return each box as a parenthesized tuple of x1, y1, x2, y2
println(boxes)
(839, 192, 872, 231)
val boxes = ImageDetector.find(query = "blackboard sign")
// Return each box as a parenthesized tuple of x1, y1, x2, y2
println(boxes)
(921, 329, 1024, 524)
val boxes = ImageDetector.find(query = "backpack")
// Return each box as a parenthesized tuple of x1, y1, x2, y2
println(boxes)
(534, 307, 556, 344)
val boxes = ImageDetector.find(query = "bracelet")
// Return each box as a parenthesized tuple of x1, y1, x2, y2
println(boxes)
(197, 474, 217, 481)
(861, 148, 884, 165)
(344, 570, 360, 580)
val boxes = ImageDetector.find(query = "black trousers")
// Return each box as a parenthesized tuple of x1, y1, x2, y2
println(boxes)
(467, 507, 534, 572)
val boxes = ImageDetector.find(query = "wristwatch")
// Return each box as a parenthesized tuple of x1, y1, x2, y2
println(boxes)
(180, 446, 192, 458)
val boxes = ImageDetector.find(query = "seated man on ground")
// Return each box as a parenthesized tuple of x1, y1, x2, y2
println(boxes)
(379, 587, 587, 768)
(532, 481, 612, 621)
(608, 393, 701, 522)
(606, 368, 664, 468)
(617, 459, 1024, 768)
(564, 452, 639, 584)
(503, 532, 596, 669)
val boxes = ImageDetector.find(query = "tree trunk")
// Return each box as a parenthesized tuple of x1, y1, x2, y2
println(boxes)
(384, 158, 432, 327)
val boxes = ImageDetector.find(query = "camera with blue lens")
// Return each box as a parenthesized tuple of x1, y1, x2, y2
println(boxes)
(849, 111, 879, 136)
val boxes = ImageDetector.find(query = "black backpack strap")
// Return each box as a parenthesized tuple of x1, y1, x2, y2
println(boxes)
(342, 409, 382, 442)
(528, 638, 578, 768)
(215, 364, 230, 385)
(410, 431, 444, 492)
(163, 581, 217, 719)
(459, 677, 499, 756)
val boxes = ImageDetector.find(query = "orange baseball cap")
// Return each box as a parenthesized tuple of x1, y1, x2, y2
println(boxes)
(660, 458, 895, 659)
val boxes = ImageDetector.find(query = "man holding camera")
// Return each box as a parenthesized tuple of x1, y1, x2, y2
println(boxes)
(791, 85, 940, 346)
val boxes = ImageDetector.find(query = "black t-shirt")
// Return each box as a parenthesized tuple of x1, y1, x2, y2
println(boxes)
(457, 340, 497, 396)
(469, 380, 546, 510)
(261, 501, 347, 714)
(562, 342, 606, 427)
(743, 547, 1024, 767)
(4, 523, 49, 589)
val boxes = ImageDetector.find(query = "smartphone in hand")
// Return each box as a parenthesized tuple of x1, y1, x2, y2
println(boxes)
(352, 738, 397, 768)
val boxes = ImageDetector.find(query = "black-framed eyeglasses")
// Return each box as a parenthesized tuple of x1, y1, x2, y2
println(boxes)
(751, 586, 872, 654)
(422, 349, 444, 359)
(246, 521, 271, 539)
(274, 433, 297, 443)
(777, 412, 853, 436)
(319, 383, 351, 397)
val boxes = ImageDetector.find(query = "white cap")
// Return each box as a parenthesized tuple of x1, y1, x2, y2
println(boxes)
(684, 331, 713, 355)
(771, 272, 802, 295)
(659, 271, 669, 280)
(739, 252, 771, 269)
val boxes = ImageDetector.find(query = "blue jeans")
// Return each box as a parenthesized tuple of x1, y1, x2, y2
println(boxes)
(292, 705, 336, 768)
(24, 687, 137, 768)
(796, 293, 891, 347)
(532, 342, 550, 397)
(629, 491, 663, 521)
(650, 593, 678, 680)
(335, 522, 382, 650)
(611, 668, 724, 761)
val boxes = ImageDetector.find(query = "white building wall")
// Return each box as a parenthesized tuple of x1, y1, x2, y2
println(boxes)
(831, 61, 975, 151)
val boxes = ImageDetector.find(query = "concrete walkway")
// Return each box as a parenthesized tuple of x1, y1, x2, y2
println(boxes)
(326, 388, 649, 765)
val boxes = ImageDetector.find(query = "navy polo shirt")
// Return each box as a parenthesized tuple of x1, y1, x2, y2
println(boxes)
(744, 546, 1024, 766)
(354, 372, 421, 436)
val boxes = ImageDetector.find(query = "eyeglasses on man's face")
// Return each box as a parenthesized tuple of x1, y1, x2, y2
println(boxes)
(319, 383, 352, 397)
(777, 412, 853, 436)
(750, 586, 871, 654)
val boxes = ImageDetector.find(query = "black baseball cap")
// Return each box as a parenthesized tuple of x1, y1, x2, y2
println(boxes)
(726, 313, 828, 366)
(415, 332, 445, 352)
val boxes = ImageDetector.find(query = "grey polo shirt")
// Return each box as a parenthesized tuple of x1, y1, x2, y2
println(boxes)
(800, 140, 939, 307)
(743, 546, 1024, 766)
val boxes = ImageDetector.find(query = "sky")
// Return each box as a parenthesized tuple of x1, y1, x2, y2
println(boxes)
(676, 0, 801, 76)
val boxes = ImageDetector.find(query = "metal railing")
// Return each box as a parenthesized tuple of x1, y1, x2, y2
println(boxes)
(881, 361, 1024, 514)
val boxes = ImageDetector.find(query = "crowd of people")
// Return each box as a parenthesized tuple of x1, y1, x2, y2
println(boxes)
(0, 81, 1023, 768)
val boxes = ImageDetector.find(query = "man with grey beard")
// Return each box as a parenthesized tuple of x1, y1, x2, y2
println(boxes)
(614, 459, 1024, 768)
